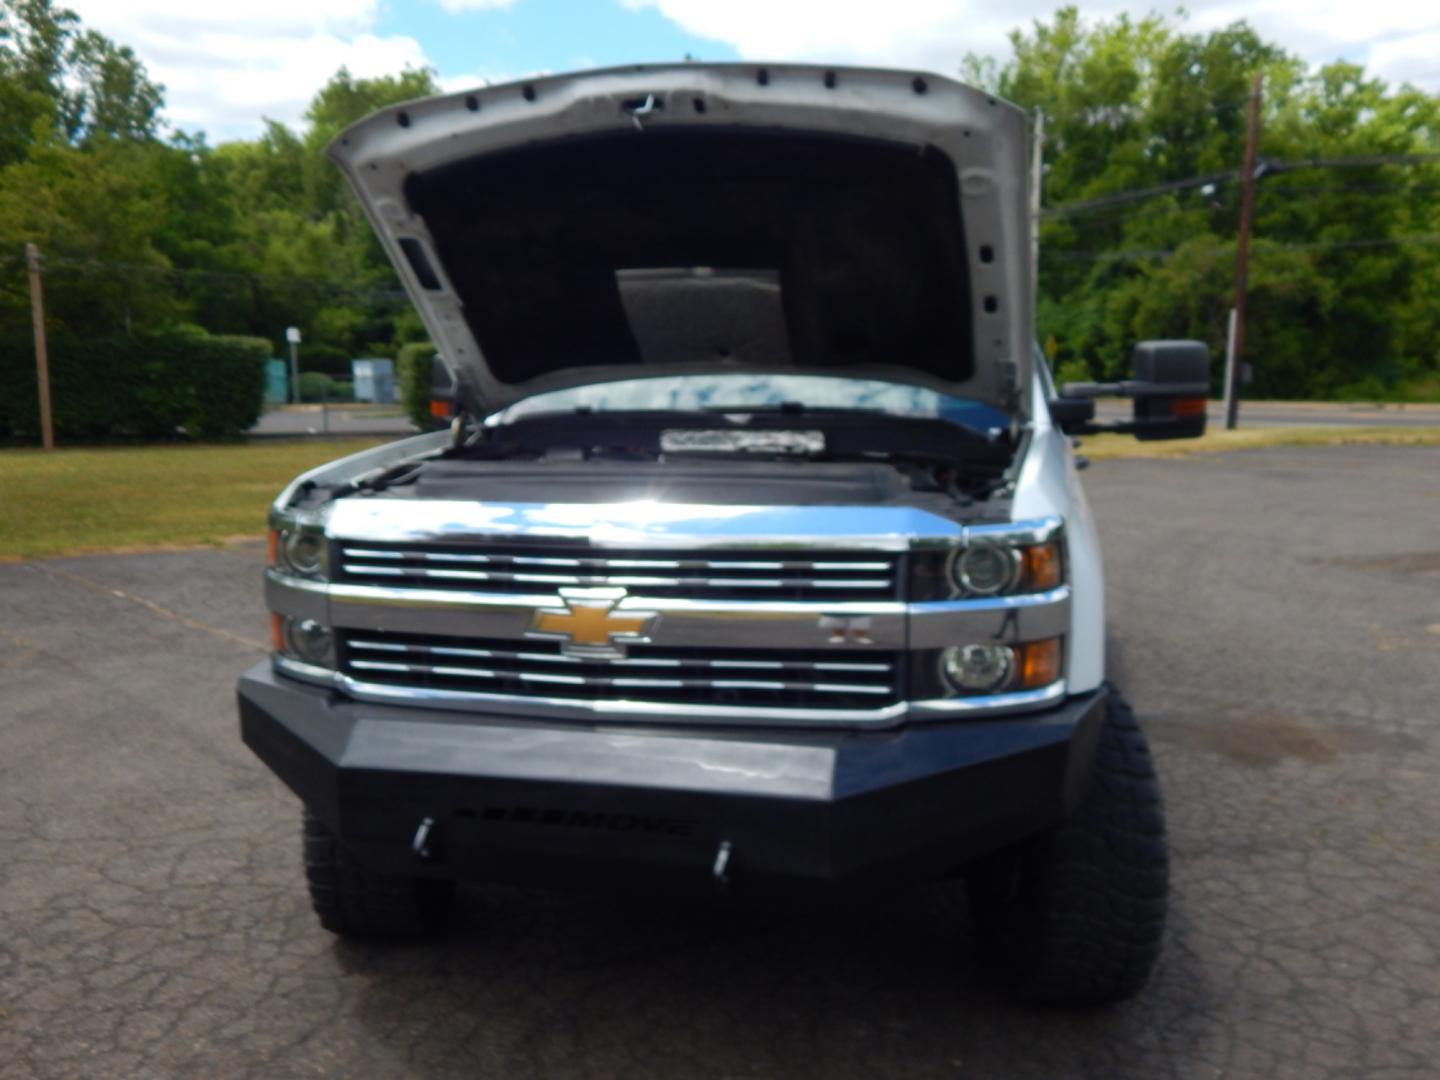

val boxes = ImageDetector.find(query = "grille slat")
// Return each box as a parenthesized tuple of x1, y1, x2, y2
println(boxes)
(339, 631, 900, 709)
(334, 542, 900, 602)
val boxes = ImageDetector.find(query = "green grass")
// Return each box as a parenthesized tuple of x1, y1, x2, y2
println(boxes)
(0, 440, 386, 559)
(1081, 425, 1440, 460)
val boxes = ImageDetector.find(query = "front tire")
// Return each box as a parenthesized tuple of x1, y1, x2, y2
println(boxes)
(302, 809, 453, 937)
(967, 686, 1168, 1005)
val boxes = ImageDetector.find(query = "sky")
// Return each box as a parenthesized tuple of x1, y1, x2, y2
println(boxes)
(68, 0, 1440, 143)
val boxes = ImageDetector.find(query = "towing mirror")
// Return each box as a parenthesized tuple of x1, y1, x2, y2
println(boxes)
(1128, 340, 1209, 441)
(1058, 339, 1210, 441)
(428, 356, 457, 428)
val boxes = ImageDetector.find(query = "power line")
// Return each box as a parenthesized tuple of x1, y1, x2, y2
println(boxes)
(1271, 153, 1440, 173)
(1043, 171, 1234, 218)
(1050, 233, 1440, 263)
(1048, 180, 1440, 231)
(18, 254, 412, 304)
(1043, 152, 1440, 218)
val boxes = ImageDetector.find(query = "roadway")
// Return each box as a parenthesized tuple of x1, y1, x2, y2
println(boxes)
(1094, 398, 1440, 428)
(3, 445, 1438, 1077)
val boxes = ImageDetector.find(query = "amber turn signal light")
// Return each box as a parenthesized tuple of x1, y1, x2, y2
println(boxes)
(1023, 542, 1063, 591)
(429, 398, 451, 419)
(269, 612, 285, 652)
(266, 528, 279, 568)
(1017, 637, 1062, 689)
(1171, 397, 1207, 417)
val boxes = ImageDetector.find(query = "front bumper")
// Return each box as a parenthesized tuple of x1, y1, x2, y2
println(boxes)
(239, 663, 1108, 896)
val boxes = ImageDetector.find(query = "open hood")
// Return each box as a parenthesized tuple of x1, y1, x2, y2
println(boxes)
(329, 64, 1034, 418)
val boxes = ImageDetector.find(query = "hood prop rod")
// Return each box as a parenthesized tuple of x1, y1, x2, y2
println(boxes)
(628, 93, 657, 132)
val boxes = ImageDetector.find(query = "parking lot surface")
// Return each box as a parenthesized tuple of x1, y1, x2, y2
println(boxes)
(3, 445, 1439, 1078)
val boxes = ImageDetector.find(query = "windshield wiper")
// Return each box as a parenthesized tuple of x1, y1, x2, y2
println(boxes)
(701, 400, 811, 414)
(698, 401, 900, 417)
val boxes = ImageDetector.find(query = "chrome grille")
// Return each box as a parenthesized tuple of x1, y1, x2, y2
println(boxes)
(333, 541, 901, 601)
(338, 630, 901, 709)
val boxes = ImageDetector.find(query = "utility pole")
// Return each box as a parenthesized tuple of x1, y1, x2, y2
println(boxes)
(26, 243, 54, 451)
(286, 326, 301, 404)
(1030, 108, 1045, 305)
(1226, 73, 1263, 430)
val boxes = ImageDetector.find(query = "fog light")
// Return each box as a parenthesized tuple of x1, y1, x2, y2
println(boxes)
(282, 530, 326, 576)
(951, 545, 1018, 596)
(284, 618, 334, 666)
(941, 643, 1014, 693)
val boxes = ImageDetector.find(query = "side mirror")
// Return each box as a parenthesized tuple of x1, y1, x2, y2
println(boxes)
(1058, 339, 1210, 441)
(1129, 340, 1209, 441)
(428, 356, 457, 428)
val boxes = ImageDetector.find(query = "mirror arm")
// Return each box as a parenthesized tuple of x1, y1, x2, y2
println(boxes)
(1060, 380, 1211, 400)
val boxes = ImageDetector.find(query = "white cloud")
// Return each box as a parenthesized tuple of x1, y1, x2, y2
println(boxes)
(436, 67, 545, 94)
(70, 0, 430, 140)
(623, 0, 1440, 90)
(62, 0, 1440, 142)
(432, 0, 516, 12)
(1364, 29, 1440, 88)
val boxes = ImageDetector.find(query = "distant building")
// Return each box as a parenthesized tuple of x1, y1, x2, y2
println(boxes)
(265, 359, 289, 404)
(352, 359, 396, 404)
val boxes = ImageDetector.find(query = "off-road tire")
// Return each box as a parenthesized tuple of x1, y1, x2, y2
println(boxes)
(302, 809, 453, 937)
(967, 686, 1168, 1005)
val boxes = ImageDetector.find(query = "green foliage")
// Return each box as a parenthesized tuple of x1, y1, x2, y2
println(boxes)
(972, 7, 1440, 401)
(0, 139, 179, 335)
(0, 0, 162, 150)
(1053, 357, 1092, 387)
(297, 371, 353, 403)
(299, 343, 351, 378)
(396, 341, 437, 430)
(1, 0, 1436, 427)
(0, 331, 267, 439)
(0, 6, 432, 416)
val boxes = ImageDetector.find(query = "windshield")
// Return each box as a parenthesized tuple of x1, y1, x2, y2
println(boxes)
(487, 374, 1012, 433)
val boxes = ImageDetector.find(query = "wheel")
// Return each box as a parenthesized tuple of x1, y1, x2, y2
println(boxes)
(966, 686, 1168, 1005)
(301, 809, 453, 937)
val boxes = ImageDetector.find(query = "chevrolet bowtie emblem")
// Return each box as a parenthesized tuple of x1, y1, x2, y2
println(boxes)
(526, 588, 659, 659)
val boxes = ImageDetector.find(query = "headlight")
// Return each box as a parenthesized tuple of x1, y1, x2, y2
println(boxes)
(908, 520, 1065, 601)
(938, 637, 1062, 696)
(952, 546, 1019, 595)
(945, 538, 1063, 598)
(269, 527, 328, 578)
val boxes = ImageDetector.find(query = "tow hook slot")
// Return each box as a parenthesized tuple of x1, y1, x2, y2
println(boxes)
(712, 839, 733, 886)
(412, 816, 436, 862)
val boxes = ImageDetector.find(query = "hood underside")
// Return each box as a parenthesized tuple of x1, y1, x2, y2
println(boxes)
(329, 63, 1034, 416)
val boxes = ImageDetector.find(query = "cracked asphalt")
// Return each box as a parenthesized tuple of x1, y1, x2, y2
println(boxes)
(3, 444, 1439, 1078)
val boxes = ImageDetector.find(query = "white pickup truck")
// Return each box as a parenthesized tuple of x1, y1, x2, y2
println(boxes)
(239, 63, 1208, 1004)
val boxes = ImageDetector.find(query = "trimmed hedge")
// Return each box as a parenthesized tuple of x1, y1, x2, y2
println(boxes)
(396, 341, 438, 431)
(298, 372, 354, 403)
(0, 332, 269, 440)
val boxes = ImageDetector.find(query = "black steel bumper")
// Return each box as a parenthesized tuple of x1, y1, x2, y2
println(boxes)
(238, 663, 1108, 896)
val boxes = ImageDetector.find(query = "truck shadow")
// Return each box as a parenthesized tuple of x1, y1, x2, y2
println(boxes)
(328, 880, 1206, 1078)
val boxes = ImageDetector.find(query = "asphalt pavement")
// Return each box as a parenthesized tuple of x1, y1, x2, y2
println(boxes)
(1093, 398, 1440, 428)
(249, 405, 416, 438)
(3, 445, 1439, 1078)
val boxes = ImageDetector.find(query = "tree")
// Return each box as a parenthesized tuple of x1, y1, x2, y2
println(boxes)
(0, 136, 177, 335)
(969, 8, 1440, 397)
(0, 0, 163, 157)
(62, 29, 164, 144)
